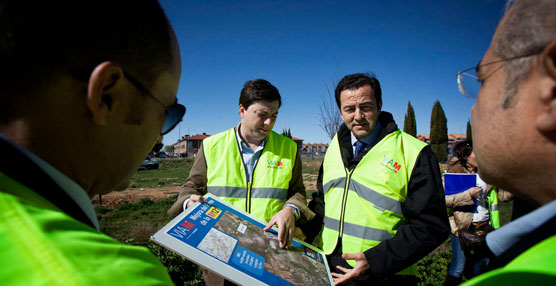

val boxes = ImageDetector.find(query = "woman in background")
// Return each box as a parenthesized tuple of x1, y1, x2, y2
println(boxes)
(444, 140, 512, 285)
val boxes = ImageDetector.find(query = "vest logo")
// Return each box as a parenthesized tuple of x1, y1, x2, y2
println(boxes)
(380, 155, 402, 174)
(267, 160, 283, 169)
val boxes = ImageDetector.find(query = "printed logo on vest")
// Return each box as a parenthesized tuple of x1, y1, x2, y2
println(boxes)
(380, 155, 402, 174)
(267, 160, 283, 169)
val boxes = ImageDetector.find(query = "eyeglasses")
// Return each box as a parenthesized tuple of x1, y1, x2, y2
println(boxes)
(123, 71, 185, 135)
(456, 51, 541, 99)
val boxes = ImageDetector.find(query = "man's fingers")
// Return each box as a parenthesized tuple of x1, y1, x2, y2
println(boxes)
(276, 219, 286, 248)
(263, 217, 276, 231)
(335, 265, 350, 274)
(341, 252, 365, 261)
(331, 272, 344, 278)
(286, 226, 293, 248)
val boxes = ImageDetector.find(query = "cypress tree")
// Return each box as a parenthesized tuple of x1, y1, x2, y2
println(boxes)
(403, 101, 417, 137)
(281, 128, 292, 139)
(430, 100, 448, 162)
(466, 120, 473, 141)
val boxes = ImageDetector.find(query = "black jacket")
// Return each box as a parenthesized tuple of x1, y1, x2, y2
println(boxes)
(302, 112, 450, 283)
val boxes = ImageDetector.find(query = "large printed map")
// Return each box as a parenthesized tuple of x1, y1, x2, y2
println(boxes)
(152, 194, 332, 286)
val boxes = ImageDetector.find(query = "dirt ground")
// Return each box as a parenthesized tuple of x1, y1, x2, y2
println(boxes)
(92, 178, 320, 209)
(91, 186, 182, 208)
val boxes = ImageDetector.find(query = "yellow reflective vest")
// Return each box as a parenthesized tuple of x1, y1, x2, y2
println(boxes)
(488, 186, 500, 229)
(0, 172, 173, 285)
(203, 128, 298, 222)
(321, 130, 426, 274)
(462, 235, 556, 285)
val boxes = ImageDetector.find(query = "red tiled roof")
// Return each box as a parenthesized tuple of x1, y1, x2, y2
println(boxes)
(291, 137, 303, 141)
(183, 134, 210, 140)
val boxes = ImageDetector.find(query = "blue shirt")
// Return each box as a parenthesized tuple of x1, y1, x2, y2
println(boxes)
(487, 199, 556, 256)
(350, 121, 382, 155)
(235, 126, 268, 183)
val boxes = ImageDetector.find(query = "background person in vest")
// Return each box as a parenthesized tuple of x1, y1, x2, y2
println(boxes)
(456, 0, 556, 284)
(444, 140, 512, 285)
(301, 73, 450, 285)
(168, 79, 313, 285)
(0, 0, 184, 284)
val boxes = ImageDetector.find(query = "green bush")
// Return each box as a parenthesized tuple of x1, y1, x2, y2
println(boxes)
(147, 244, 204, 286)
(417, 250, 451, 286)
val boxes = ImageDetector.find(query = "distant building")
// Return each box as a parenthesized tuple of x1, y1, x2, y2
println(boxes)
(291, 137, 303, 153)
(172, 133, 210, 157)
(302, 143, 329, 155)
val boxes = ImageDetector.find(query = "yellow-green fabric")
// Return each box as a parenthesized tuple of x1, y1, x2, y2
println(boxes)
(203, 128, 297, 222)
(488, 187, 500, 229)
(0, 172, 173, 285)
(321, 130, 426, 274)
(462, 235, 556, 285)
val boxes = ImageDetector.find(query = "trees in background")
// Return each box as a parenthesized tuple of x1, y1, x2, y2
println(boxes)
(281, 128, 292, 139)
(466, 120, 472, 142)
(430, 100, 448, 162)
(403, 101, 417, 137)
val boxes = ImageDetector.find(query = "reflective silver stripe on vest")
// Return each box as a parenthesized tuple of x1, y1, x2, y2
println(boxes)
(207, 186, 287, 200)
(251, 187, 287, 201)
(323, 178, 404, 216)
(324, 216, 393, 242)
(207, 186, 246, 198)
(323, 177, 346, 196)
(490, 204, 498, 211)
(350, 180, 404, 216)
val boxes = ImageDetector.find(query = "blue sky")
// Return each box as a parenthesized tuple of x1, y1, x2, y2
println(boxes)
(159, 0, 506, 146)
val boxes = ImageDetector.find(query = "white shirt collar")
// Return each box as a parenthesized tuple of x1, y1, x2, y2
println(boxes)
(20, 148, 100, 230)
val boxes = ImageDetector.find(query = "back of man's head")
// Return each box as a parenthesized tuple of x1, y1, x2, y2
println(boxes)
(0, 0, 173, 123)
(239, 79, 282, 109)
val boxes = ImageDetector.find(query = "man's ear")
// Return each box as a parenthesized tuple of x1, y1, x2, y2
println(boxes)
(86, 61, 125, 126)
(239, 104, 246, 119)
(536, 41, 556, 132)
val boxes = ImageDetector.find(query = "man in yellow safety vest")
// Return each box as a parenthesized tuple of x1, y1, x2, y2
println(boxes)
(0, 1, 185, 284)
(302, 73, 450, 285)
(168, 79, 313, 285)
(456, 0, 556, 284)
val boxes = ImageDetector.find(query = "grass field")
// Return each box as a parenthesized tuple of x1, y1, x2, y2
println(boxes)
(129, 158, 194, 189)
(96, 157, 515, 286)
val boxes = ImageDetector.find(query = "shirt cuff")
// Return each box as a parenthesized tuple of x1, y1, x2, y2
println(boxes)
(183, 198, 190, 211)
(285, 203, 300, 222)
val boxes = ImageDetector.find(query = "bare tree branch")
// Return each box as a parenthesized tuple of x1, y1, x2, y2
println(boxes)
(318, 80, 342, 139)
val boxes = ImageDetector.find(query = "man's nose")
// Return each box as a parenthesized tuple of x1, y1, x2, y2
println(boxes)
(354, 108, 364, 121)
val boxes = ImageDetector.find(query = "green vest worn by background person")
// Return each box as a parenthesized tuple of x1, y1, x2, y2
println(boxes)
(321, 130, 426, 275)
(488, 186, 500, 229)
(462, 235, 556, 285)
(0, 172, 173, 285)
(203, 128, 297, 222)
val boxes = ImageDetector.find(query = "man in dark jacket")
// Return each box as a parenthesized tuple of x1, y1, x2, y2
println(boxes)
(302, 73, 450, 285)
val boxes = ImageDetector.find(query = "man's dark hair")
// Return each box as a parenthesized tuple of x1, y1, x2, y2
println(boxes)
(0, 0, 173, 122)
(239, 79, 281, 109)
(334, 73, 382, 110)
